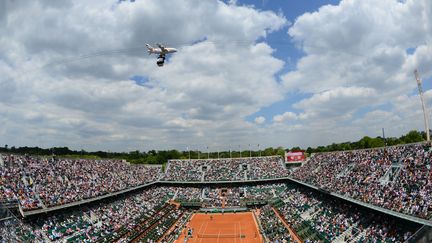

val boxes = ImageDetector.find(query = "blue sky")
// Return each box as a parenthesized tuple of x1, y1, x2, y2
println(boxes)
(239, 0, 340, 69)
(237, 0, 341, 124)
(240, 0, 432, 129)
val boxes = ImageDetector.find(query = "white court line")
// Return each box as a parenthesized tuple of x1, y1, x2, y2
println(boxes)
(239, 221, 243, 243)
(186, 214, 195, 242)
(193, 220, 205, 243)
(217, 229, 221, 243)
(234, 222, 237, 243)
(199, 221, 209, 243)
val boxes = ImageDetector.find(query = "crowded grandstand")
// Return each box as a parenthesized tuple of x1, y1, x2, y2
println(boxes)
(1, 142, 432, 242)
(2, 0, 432, 242)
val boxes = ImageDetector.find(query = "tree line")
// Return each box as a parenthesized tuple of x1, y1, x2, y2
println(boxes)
(304, 130, 426, 154)
(0, 144, 286, 164)
(0, 130, 426, 164)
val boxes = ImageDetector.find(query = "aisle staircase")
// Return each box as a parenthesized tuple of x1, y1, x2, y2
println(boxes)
(201, 188, 206, 199)
(300, 206, 316, 220)
(350, 227, 368, 243)
(332, 223, 358, 243)
(164, 161, 171, 177)
(380, 163, 402, 185)
(32, 183, 47, 209)
(307, 207, 322, 220)
(173, 188, 179, 200)
(337, 163, 355, 178)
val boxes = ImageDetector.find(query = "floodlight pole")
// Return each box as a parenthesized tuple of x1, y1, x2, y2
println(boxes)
(258, 144, 261, 157)
(187, 146, 190, 161)
(382, 128, 386, 147)
(415, 69, 430, 141)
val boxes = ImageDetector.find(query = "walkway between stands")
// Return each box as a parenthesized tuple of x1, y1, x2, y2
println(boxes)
(271, 207, 302, 243)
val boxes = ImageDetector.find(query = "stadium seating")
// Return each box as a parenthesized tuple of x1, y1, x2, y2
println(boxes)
(116, 203, 183, 242)
(159, 212, 192, 242)
(16, 186, 175, 242)
(0, 148, 428, 243)
(174, 186, 202, 202)
(163, 159, 206, 181)
(258, 204, 293, 242)
(274, 183, 417, 242)
(0, 155, 161, 210)
(0, 183, 421, 243)
(292, 143, 432, 220)
(163, 156, 289, 182)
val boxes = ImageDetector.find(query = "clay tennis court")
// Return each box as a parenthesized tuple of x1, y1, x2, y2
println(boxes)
(174, 212, 263, 243)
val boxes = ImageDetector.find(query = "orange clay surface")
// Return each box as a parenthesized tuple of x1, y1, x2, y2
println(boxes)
(174, 212, 263, 243)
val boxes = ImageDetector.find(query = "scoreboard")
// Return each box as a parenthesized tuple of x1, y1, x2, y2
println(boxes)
(285, 151, 305, 162)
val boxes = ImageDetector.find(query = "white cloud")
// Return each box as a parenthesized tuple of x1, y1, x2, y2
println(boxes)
(254, 116, 266, 125)
(283, 0, 432, 94)
(0, 0, 287, 151)
(352, 109, 402, 131)
(273, 112, 298, 123)
(2, 0, 432, 151)
(271, 0, 432, 148)
(293, 86, 377, 119)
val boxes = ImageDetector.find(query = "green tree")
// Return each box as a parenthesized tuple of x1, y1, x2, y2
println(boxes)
(145, 155, 159, 164)
(276, 147, 285, 157)
(400, 130, 423, 143)
(370, 137, 385, 148)
(290, 146, 302, 151)
(262, 147, 274, 156)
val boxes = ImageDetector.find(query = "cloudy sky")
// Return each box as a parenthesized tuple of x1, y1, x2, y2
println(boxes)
(1, 0, 431, 152)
